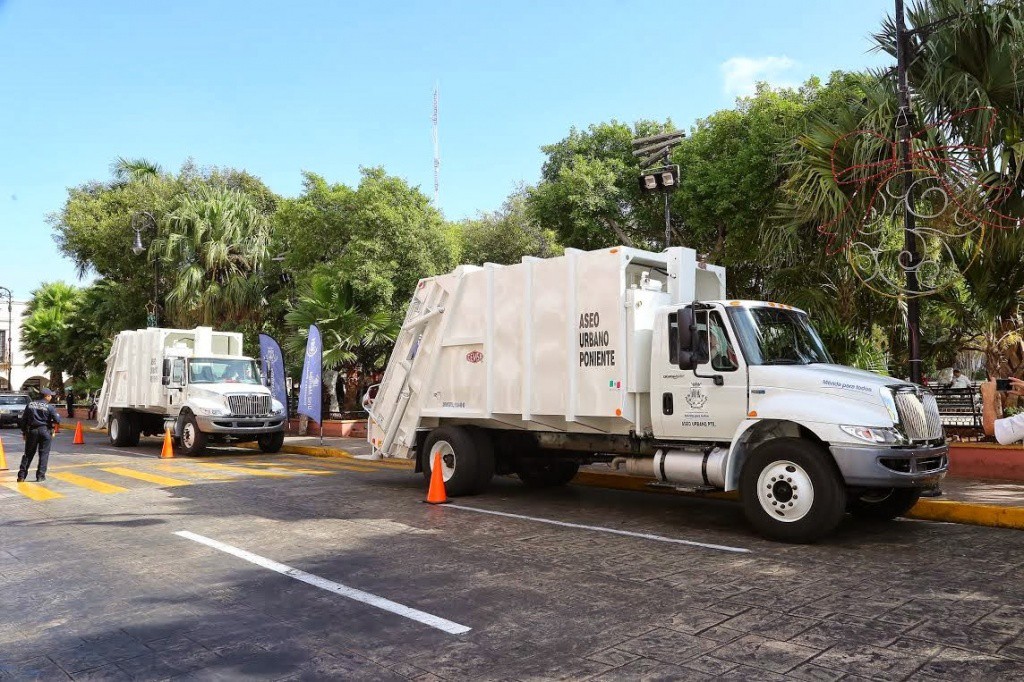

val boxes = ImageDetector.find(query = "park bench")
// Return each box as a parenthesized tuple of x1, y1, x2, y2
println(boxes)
(932, 386, 982, 430)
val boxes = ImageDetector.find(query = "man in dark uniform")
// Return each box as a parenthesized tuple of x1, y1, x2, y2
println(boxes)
(17, 388, 61, 483)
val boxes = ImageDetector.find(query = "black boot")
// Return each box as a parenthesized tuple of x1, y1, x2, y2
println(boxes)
(16, 475, 25, 483)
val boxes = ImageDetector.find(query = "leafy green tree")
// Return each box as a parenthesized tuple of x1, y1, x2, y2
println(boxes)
(275, 168, 458, 312)
(457, 187, 562, 265)
(527, 120, 677, 250)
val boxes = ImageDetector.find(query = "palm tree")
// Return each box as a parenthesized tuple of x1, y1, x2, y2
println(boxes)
(153, 185, 271, 326)
(285, 275, 401, 407)
(777, 0, 1024, 376)
(21, 282, 82, 391)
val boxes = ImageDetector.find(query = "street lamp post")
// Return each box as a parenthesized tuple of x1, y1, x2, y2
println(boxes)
(894, 0, 922, 385)
(632, 131, 686, 249)
(132, 211, 160, 327)
(0, 286, 12, 390)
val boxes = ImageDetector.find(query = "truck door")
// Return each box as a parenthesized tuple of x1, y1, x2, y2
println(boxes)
(164, 357, 185, 410)
(654, 306, 748, 442)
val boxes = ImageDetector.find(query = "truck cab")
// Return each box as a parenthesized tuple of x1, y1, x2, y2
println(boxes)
(647, 300, 946, 539)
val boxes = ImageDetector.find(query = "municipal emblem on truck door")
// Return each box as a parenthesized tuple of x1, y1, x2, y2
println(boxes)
(466, 351, 483, 364)
(685, 387, 708, 410)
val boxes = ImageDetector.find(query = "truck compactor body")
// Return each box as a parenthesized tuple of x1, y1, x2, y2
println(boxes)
(366, 246, 948, 542)
(97, 326, 286, 455)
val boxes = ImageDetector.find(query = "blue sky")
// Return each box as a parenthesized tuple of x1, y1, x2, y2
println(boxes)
(0, 0, 894, 299)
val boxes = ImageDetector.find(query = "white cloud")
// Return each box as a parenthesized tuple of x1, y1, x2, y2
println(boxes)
(720, 56, 798, 97)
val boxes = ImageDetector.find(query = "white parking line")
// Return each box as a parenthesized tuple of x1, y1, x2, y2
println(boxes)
(173, 530, 471, 635)
(446, 504, 752, 554)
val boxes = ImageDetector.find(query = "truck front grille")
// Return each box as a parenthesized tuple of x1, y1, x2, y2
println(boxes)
(894, 390, 944, 442)
(227, 394, 272, 417)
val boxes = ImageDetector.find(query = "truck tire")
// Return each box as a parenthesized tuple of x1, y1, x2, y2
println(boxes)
(740, 438, 846, 543)
(258, 431, 285, 454)
(109, 412, 132, 447)
(421, 426, 489, 496)
(515, 455, 580, 488)
(125, 414, 141, 447)
(847, 488, 922, 521)
(468, 428, 496, 491)
(179, 413, 208, 456)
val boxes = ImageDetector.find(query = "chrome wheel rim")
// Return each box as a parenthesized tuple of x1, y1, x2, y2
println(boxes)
(182, 423, 196, 449)
(428, 440, 456, 482)
(110, 418, 119, 442)
(756, 459, 814, 522)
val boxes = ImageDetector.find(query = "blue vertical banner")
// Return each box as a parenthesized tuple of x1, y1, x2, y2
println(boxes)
(258, 334, 288, 418)
(298, 324, 322, 425)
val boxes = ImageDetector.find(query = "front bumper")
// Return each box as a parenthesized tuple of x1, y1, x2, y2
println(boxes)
(831, 442, 948, 487)
(195, 415, 286, 435)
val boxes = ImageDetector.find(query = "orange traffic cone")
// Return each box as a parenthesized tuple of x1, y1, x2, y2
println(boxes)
(160, 428, 175, 459)
(0, 436, 7, 470)
(73, 421, 85, 445)
(425, 451, 448, 504)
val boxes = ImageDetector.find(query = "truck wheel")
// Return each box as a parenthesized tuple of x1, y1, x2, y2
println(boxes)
(421, 426, 489, 496)
(179, 413, 208, 456)
(258, 431, 285, 454)
(468, 428, 496, 491)
(125, 415, 141, 447)
(740, 438, 846, 543)
(109, 413, 132, 447)
(848, 488, 922, 521)
(515, 455, 580, 488)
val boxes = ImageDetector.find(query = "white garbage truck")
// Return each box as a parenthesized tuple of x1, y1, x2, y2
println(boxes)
(366, 246, 948, 542)
(97, 326, 287, 455)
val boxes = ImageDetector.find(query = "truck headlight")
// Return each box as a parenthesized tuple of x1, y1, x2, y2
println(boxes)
(879, 387, 900, 423)
(194, 400, 231, 416)
(840, 425, 906, 445)
(271, 399, 285, 415)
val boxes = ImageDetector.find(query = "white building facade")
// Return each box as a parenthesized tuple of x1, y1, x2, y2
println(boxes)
(0, 300, 52, 392)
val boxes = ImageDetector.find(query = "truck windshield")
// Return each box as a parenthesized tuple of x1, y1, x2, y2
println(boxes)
(188, 358, 261, 385)
(0, 395, 28, 405)
(727, 307, 833, 366)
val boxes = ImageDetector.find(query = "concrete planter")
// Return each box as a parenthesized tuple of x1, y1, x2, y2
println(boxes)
(286, 418, 367, 438)
(949, 442, 1024, 481)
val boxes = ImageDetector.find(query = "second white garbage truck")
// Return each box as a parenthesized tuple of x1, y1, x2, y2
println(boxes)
(366, 246, 948, 542)
(97, 326, 287, 455)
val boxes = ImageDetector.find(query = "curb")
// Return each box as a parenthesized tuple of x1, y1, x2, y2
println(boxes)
(273, 442, 1024, 532)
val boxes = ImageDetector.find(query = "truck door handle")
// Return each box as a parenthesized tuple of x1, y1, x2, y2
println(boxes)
(662, 392, 673, 415)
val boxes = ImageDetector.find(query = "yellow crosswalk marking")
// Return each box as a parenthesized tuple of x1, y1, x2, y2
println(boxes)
(279, 457, 379, 473)
(152, 463, 236, 480)
(241, 461, 335, 475)
(2, 482, 64, 501)
(50, 472, 128, 494)
(193, 462, 293, 478)
(101, 467, 191, 487)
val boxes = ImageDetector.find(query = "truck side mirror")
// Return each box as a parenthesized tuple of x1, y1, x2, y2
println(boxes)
(162, 359, 171, 386)
(676, 306, 710, 370)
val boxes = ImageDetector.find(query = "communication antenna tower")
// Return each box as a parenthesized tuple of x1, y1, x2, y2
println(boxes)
(432, 83, 440, 207)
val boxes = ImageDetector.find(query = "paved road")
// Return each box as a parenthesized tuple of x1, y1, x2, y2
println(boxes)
(3, 429, 1024, 680)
